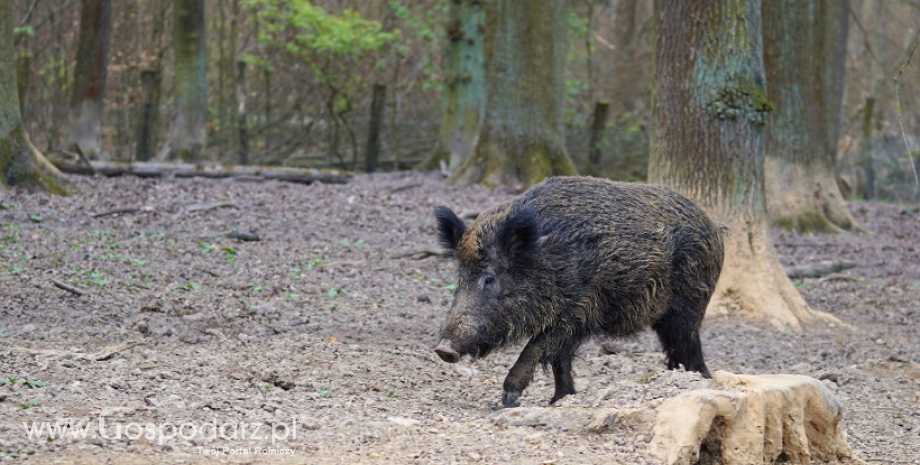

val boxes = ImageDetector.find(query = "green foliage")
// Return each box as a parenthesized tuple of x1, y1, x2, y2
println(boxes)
(221, 247, 238, 265)
(13, 26, 35, 38)
(246, 0, 396, 57)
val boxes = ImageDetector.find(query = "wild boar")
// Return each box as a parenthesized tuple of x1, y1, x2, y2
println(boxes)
(433, 176, 723, 406)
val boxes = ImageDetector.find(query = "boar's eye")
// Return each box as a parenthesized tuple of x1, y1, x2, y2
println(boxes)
(479, 275, 496, 290)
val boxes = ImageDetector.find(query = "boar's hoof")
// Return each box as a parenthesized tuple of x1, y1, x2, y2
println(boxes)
(502, 390, 522, 408)
(434, 340, 461, 363)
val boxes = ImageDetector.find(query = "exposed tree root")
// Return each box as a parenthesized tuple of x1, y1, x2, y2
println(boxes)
(707, 219, 837, 330)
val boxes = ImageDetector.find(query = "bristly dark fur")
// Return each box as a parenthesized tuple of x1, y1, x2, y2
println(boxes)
(433, 176, 725, 407)
(434, 206, 466, 256)
(496, 207, 539, 267)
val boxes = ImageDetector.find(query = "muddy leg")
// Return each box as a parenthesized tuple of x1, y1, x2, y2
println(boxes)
(502, 337, 544, 407)
(549, 355, 576, 405)
(653, 302, 711, 378)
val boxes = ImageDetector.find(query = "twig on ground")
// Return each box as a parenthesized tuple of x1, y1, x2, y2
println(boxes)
(226, 229, 260, 242)
(71, 145, 99, 175)
(390, 249, 442, 260)
(51, 279, 89, 297)
(785, 260, 857, 280)
(91, 207, 140, 218)
(13, 340, 145, 361)
(388, 183, 421, 194)
(186, 202, 238, 213)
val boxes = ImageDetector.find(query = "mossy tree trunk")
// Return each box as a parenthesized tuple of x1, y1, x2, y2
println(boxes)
(424, 0, 486, 172)
(450, 0, 576, 188)
(61, 0, 112, 160)
(609, 0, 642, 116)
(162, 0, 207, 162)
(762, 0, 861, 234)
(650, 0, 825, 329)
(0, 5, 70, 194)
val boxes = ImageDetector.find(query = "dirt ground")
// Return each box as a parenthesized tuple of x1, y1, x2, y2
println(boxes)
(0, 171, 918, 464)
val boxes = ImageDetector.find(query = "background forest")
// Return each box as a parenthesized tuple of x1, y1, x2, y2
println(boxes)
(8, 0, 920, 201)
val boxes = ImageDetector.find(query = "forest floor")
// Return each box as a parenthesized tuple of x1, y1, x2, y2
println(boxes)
(0, 171, 918, 464)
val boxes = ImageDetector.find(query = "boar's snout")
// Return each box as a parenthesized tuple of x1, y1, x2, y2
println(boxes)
(434, 339, 461, 363)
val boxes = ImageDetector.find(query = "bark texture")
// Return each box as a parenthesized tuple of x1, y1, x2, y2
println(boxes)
(650, 0, 823, 329)
(62, 0, 112, 160)
(163, 0, 207, 162)
(450, 0, 576, 188)
(426, 0, 486, 171)
(609, 0, 642, 115)
(0, 6, 70, 194)
(763, 0, 861, 234)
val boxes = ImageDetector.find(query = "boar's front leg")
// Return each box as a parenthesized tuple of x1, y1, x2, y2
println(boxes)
(501, 336, 545, 407)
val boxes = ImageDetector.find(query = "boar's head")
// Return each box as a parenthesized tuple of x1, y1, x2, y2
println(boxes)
(432, 205, 542, 364)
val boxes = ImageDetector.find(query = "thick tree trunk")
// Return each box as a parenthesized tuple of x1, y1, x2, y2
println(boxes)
(365, 83, 386, 173)
(0, 6, 69, 194)
(763, 0, 861, 234)
(587, 100, 610, 172)
(425, 0, 486, 171)
(451, 0, 576, 188)
(236, 61, 249, 166)
(135, 70, 159, 162)
(609, 0, 641, 115)
(62, 0, 112, 160)
(16, 54, 29, 112)
(650, 0, 823, 329)
(163, 0, 207, 162)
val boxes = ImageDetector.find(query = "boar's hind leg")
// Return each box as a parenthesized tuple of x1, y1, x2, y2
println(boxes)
(502, 337, 545, 407)
(549, 352, 576, 405)
(652, 304, 711, 378)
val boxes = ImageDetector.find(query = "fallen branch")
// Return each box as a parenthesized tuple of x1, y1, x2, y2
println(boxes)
(14, 340, 145, 361)
(51, 279, 89, 296)
(68, 145, 99, 175)
(49, 160, 352, 185)
(388, 183, 420, 194)
(390, 248, 442, 260)
(225, 229, 260, 242)
(785, 260, 857, 280)
(186, 202, 238, 213)
(91, 207, 140, 218)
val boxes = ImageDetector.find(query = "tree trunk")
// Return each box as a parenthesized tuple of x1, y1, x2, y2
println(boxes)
(425, 0, 486, 171)
(163, 0, 207, 162)
(16, 54, 29, 112)
(762, 0, 861, 234)
(0, 6, 70, 194)
(587, 100, 610, 172)
(451, 0, 577, 188)
(236, 61, 249, 166)
(650, 0, 823, 329)
(365, 83, 386, 173)
(862, 97, 875, 200)
(609, 0, 641, 115)
(62, 0, 112, 160)
(135, 70, 159, 162)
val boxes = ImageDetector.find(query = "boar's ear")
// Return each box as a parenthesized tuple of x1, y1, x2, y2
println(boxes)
(434, 206, 466, 255)
(497, 207, 539, 266)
